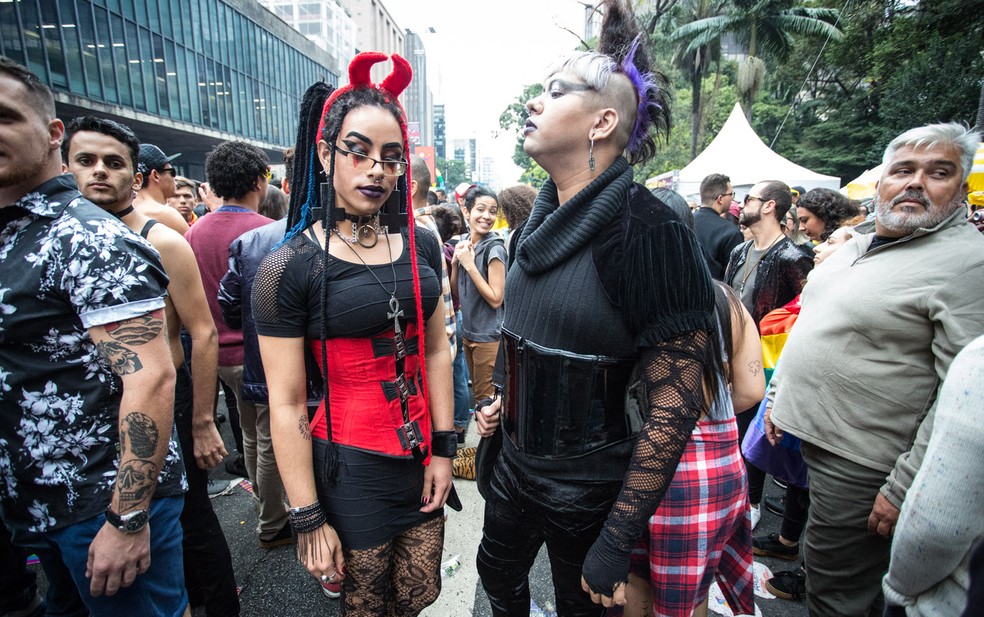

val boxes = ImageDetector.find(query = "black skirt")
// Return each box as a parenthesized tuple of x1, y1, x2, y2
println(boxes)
(313, 439, 442, 551)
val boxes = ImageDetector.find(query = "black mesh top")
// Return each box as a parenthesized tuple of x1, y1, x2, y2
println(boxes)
(252, 226, 443, 340)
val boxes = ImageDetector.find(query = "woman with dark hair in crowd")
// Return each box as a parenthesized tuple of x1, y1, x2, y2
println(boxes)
(474, 1, 753, 614)
(258, 184, 288, 220)
(450, 185, 506, 405)
(796, 187, 860, 242)
(252, 53, 455, 615)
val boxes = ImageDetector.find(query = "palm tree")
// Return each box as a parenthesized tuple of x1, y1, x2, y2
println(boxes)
(670, 0, 728, 158)
(673, 0, 843, 121)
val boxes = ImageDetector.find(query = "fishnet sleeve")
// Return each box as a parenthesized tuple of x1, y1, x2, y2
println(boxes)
(581, 328, 710, 595)
(252, 239, 319, 338)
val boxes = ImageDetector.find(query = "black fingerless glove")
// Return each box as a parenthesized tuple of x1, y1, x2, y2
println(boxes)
(581, 527, 630, 596)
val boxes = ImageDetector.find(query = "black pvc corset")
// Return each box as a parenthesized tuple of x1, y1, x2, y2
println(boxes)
(501, 327, 646, 459)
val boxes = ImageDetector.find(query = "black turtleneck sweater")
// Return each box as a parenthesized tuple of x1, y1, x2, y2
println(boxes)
(501, 158, 716, 480)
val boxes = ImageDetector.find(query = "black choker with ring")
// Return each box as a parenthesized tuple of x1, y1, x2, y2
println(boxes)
(312, 183, 408, 248)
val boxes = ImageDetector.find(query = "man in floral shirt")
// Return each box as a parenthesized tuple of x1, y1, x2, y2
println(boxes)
(0, 57, 189, 616)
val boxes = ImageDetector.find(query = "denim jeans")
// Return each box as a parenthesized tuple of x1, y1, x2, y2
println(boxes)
(30, 496, 189, 617)
(452, 310, 472, 430)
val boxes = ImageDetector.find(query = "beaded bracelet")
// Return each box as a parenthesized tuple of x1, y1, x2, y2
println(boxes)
(288, 501, 327, 534)
(431, 430, 458, 458)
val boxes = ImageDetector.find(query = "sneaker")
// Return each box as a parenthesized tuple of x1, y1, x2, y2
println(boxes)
(224, 454, 248, 478)
(749, 504, 761, 530)
(207, 477, 238, 498)
(773, 477, 788, 490)
(765, 496, 786, 517)
(753, 532, 799, 560)
(320, 579, 341, 599)
(766, 567, 806, 601)
(259, 523, 293, 549)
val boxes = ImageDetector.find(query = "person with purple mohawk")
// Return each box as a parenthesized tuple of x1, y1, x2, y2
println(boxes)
(473, 1, 753, 615)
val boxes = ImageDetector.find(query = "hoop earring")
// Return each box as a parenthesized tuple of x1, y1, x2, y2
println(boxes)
(589, 137, 595, 173)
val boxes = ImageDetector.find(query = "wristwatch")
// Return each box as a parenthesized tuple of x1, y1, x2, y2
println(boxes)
(105, 507, 149, 534)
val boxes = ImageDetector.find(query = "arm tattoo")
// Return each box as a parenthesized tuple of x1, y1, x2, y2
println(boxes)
(121, 412, 159, 458)
(748, 360, 761, 376)
(96, 341, 143, 375)
(104, 310, 164, 346)
(298, 415, 311, 441)
(116, 458, 159, 509)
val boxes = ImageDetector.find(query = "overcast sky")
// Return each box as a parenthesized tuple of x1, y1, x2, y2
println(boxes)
(385, 0, 591, 184)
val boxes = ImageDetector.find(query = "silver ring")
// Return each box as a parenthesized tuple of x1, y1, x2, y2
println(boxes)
(320, 573, 335, 583)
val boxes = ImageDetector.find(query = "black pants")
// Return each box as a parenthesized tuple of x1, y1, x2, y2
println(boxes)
(0, 518, 38, 614)
(780, 484, 811, 542)
(477, 453, 621, 617)
(174, 364, 241, 617)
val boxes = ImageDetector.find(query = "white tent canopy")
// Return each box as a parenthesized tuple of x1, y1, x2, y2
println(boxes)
(673, 103, 841, 199)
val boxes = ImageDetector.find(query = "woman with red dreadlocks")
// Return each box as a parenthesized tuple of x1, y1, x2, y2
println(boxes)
(252, 53, 455, 615)
(473, 1, 754, 615)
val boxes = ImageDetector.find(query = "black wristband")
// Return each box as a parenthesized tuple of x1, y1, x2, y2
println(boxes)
(431, 431, 458, 458)
(288, 501, 327, 534)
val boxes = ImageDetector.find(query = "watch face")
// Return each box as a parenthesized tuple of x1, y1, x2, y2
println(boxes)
(107, 508, 149, 533)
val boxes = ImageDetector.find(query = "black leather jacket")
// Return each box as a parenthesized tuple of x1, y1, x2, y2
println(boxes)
(724, 236, 813, 326)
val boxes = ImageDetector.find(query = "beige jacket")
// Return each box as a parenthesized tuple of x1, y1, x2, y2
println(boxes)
(769, 208, 984, 507)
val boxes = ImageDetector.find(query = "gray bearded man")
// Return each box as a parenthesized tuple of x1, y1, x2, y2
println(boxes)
(764, 123, 984, 616)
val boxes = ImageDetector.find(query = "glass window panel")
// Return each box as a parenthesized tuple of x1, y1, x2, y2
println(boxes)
(135, 0, 147, 24)
(206, 1, 218, 60)
(111, 14, 131, 105)
(233, 14, 244, 71)
(121, 0, 135, 21)
(57, 0, 86, 93)
(170, 0, 184, 46)
(39, 1, 68, 88)
(0, 3, 24, 61)
(187, 49, 201, 124)
(106, 0, 121, 15)
(139, 27, 157, 113)
(165, 40, 179, 117)
(94, 6, 117, 103)
(153, 34, 168, 115)
(125, 20, 145, 109)
(215, 2, 227, 68)
(77, 2, 102, 98)
(19, 0, 47, 82)
(221, 65, 233, 131)
(146, 0, 159, 32)
(159, 0, 172, 39)
(196, 53, 209, 127)
(190, 0, 202, 50)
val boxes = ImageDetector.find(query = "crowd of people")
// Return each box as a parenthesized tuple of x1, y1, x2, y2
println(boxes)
(3, 0, 984, 616)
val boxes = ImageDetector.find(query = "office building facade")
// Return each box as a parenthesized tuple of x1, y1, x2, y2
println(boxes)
(1, 0, 340, 177)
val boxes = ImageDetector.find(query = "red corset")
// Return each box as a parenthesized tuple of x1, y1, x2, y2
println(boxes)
(308, 322, 431, 463)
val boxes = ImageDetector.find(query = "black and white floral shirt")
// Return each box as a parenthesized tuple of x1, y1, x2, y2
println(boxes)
(0, 175, 185, 539)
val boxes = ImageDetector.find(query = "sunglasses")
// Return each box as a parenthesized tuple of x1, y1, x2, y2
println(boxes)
(157, 167, 177, 177)
(743, 194, 764, 205)
(263, 168, 272, 180)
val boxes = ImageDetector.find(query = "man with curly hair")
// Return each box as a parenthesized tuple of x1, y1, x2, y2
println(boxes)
(184, 141, 286, 549)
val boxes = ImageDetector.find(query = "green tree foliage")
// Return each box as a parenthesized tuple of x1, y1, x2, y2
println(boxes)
(498, 83, 544, 169)
(437, 157, 470, 193)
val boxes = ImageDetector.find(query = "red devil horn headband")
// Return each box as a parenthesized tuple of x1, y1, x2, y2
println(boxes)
(315, 52, 413, 140)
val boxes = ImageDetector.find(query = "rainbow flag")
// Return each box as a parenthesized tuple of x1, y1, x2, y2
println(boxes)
(759, 294, 801, 386)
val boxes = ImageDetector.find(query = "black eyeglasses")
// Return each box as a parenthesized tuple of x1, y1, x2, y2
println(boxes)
(333, 146, 407, 177)
(743, 194, 764, 205)
(157, 167, 177, 177)
(720, 191, 734, 199)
